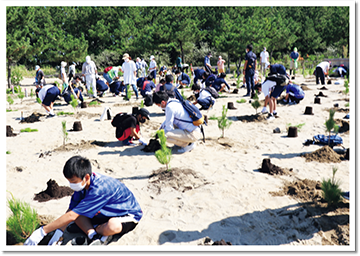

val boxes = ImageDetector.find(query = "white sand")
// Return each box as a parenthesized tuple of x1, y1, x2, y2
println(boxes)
(5, 74, 353, 250)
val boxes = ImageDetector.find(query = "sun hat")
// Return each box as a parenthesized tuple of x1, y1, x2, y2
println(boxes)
(61, 61, 67, 67)
(35, 65, 40, 71)
(150, 55, 155, 60)
(86, 56, 91, 63)
(123, 53, 130, 60)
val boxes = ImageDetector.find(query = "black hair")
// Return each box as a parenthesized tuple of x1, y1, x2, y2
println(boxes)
(153, 91, 169, 104)
(165, 74, 173, 83)
(74, 75, 81, 80)
(63, 155, 92, 179)
(246, 44, 253, 51)
(219, 72, 226, 78)
(254, 83, 262, 91)
(159, 78, 166, 84)
(192, 83, 201, 91)
(202, 72, 210, 79)
(147, 74, 153, 80)
(175, 70, 181, 75)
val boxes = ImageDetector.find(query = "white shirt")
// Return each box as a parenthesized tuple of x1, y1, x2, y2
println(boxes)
(261, 80, 276, 98)
(317, 61, 330, 73)
(149, 60, 157, 71)
(38, 84, 55, 102)
(198, 89, 213, 102)
(122, 59, 137, 85)
(68, 64, 76, 75)
(82, 61, 97, 76)
(164, 99, 200, 134)
(260, 51, 269, 63)
(61, 67, 67, 82)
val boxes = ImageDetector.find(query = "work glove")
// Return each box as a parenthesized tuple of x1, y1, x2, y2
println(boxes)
(24, 226, 47, 246)
(139, 137, 148, 146)
(47, 229, 63, 246)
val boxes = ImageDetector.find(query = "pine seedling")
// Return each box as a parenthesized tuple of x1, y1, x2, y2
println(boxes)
(251, 90, 261, 114)
(6, 192, 40, 243)
(236, 99, 247, 104)
(17, 86, 25, 104)
(36, 97, 42, 105)
(321, 166, 343, 206)
(20, 128, 38, 132)
(30, 89, 35, 98)
(217, 105, 233, 138)
(343, 80, 349, 101)
(69, 94, 78, 112)
(325, 109, 338, 146)
(236, 76, 241, 88)
(140, 100, 144, 108)
(7, 96, 14, 110)
(181, 89, 187, 101)
(62, 121, 68, 146)
(154, 129, 172, 172)
(6, 151, 11, 154)
(286, 123, 305, 132)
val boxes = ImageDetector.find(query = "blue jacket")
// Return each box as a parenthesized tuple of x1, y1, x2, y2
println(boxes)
(270, 64, 287, 75)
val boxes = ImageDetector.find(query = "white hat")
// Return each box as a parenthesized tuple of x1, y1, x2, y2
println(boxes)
(218, 56, 222, 59)
(122, 53, 130, 60)
(61, 61, 67, 67)
(150, 55, 155, 60)
(35, 65, 40, 71)
(86, 56, 91, 63)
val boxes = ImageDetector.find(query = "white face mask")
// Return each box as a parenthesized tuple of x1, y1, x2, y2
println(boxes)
(69, 179, 86, 192)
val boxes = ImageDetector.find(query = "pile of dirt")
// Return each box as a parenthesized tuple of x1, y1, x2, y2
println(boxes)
(34, 179, 73, 202)
(301, 146, 342, 163)
(259, 159, 292, 176)
(270, 179, 322, 201)
(53, 140, 99, 152)
(237, 114, 267, 123)
(6, 125, 17, 137)
(20, 112, 46, 123)
(148, 167, 210, 194)
(325, 107, 349, 113)
(270, 179, 349, 245)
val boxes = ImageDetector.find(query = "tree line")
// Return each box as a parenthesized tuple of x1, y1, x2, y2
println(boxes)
(6, 6, 349, 86)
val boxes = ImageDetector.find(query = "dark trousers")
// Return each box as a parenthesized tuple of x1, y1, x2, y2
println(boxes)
(316, 66, 325, 85)
(245, 71, 255, 94)
(204, 65, 213, 74)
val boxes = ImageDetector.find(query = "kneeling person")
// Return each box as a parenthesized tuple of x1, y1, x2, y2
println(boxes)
(153, 91, 201, 153)
(111, 108, 150, 146)
(24, 155, 143, 246)
(191, 84, 215, 110)
(284, 83, 305, 104)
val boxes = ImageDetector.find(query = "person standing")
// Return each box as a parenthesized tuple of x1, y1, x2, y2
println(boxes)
(315, 61, 331, 85)
(60, 61, 68, 90)
(217, 56, 226, 75)
(289, 47, 299, 77)
(259, 47, 269, 78)
(136, 57, 142, 77)
(176, 54, 183, 72)
(141, 58, 148, 77)
(122, 53, 139, 100)
(149, 55, 157, 84)
(68, 62, 76, 83)
(204, 52, 213, 74)
(243, 44, 257, 97)
(81, 56, 98, 98)
(34, 65, 46, 88)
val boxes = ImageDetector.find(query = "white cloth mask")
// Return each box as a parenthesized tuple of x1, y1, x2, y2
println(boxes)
(69, 179, 86, 192)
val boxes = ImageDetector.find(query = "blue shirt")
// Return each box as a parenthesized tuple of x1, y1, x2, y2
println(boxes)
(245, 51, 257, 70)
(269, 64, 287, 75)
(286, 83, 305, 99)
(96, 79, 108, 92)
(194, 69, 205, 79)
(177, 73, 190, 85)
(140, 80, 156, 97)
(69, 172, 143, 222)
(205, 74, 216, 87)
(212, 77, 230, 91)
(63, 88, 83, 103)
(290, 51, 299, 60)
(204, 55, 211, 67)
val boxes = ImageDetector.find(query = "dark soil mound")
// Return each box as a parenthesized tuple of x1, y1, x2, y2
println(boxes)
(259, 159, 292, 176)
(34, 179, 73, 202)
(335, 119, 349, 133)
(53, 140, 98, 152)
(213, 239, 232, 245)
(326, 107, 349, 113)
(141, 139, 161, 152)
(20, 112, 46, 123)
(148, 167, 210, 194)
(301, 146, 342, 163)
(6, 125, 17, 137)
(270, 179, 322, 201)
(237, 114, 267, 123)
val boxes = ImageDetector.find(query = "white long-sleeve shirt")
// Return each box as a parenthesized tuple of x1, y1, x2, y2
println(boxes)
(82, 61, 97, 76)
(122, 60, 137, 85)
(163, 99, 200, 134)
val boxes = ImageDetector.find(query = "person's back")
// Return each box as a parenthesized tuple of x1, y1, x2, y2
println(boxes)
(205, 73, 216, 87)
(286, 83, 304, 99)
(140, 80, 155, 97)
(165, 98, 198, 133)
(112, 113, 137, 139)
(96, 79, 108, 92)
(212, 77, 229, 91)
(269, 64, 286, 75)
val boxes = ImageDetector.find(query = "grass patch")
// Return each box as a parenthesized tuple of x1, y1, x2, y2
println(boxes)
(88, 101, 101, 106)
(20, 128, 38, 133)
(6, 109, 18, 112)
(236, 99, 247, 104)
(286, 123, 305, 132)
(56, 111, 74, 116)
(6, 151, 11, 154)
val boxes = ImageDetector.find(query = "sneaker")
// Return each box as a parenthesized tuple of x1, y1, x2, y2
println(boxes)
(261, 107, 268, 114)
(89, 234, 112, 246)
(71, 236, 90, 246)
(47, 113, 56, 118)
(122, 141, 136, 146)
(243, 93, 250, 97)
(288, 101, 296, 105)
(273, 111, 277, 116)
(178, 143, 196, 153)
(267, 114, 275, 121)
(240, 84, 246, 88)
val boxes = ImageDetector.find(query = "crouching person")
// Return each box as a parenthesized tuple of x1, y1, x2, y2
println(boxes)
(283, 82, 305, 104)
(24, 155, 143, 246)
(191, 83, 215, 110)
(38, 83, 61, 117)
(153, 91, 201, 153)
(111, 108, 150, 146)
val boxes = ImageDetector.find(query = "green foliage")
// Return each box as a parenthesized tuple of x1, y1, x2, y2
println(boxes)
(30, 88, 34, 98)
(236, 99, 246, 104)
(11, 66, 23, 85)
(62, 121, 68, 146)
(345, 102, 349, 107)
(20, 128, 38, 132)
(88, 100, 100, 106)
(36, 97, 42, 104)
(140, 100, 144, 108)
(17, 86, 25, 103)
(56, 111, 74, 116)
(6, 151, 11, 154)
(181, 89, 187, 101)
(7, 95, 14, 110)
(286, 123, 305, 132)
(325, 109, 338, 146)
(6, 192, 40, 243)
(69, 94, 78, 111)
(250, 91, 261, 113)
(155, 129, 172, 171)
(209, 115, 218, 121)
(125, 85, 132, 100)
(215, 105, 233, 138)
(343, 80, 349, 100)
(321, 166, 343, 206)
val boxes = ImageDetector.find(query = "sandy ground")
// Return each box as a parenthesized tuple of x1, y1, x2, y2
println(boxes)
(5, 74, 354, 251)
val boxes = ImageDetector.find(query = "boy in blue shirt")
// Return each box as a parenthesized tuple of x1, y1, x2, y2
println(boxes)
(289, 47, 299, 76)
(175, 70, 191, 87)
(193, 68, 206, 86)
(212, 73, 230, 92)
(283, 83, 305, 104)
(96, 76, 109, 97)
(24, 155, 143, 246)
